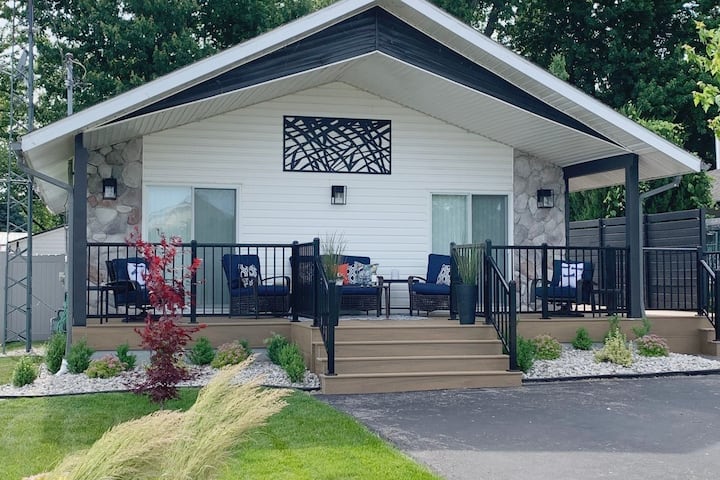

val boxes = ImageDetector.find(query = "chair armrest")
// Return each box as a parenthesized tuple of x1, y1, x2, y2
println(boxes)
(107, 280, 141, 292)
(408, 275, 427, 284)
(262, 276, 290, 287)
(529, 278, 547, 303)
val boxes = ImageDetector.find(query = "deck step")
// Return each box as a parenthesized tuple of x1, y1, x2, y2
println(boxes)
(318, 339, 504, 356)
(699, 328, 720, 356)
(329, 323, 500, 342)
(316, 354, 509, 374)
(319, 370, 523, 394)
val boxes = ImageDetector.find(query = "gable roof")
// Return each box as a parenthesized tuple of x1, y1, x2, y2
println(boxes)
(20, 0, 702, 213)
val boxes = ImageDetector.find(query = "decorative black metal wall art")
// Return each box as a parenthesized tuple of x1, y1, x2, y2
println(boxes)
(283, 116, 391, 174)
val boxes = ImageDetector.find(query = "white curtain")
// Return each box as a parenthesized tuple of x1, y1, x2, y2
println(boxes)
(432, 195, 467, 254)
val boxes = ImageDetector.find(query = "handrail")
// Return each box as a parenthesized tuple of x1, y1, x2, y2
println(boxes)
(698, 258, 720, 341)
(312, 243, 340, 376)
(483, 240, 518, 371)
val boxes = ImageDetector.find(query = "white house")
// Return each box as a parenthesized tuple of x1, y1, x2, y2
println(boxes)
(17, 0, 702, 326)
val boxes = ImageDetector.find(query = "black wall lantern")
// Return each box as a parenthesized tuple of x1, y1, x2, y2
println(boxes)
(331, 185, 346, 205)
(103, 178, 118, 200)
(537, 189, 554, 208)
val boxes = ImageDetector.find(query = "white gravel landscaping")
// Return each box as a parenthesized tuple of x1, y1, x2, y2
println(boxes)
(524, 344, 720, 380)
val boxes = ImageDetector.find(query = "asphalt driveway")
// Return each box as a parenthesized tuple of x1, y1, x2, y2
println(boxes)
(318, 375, 720, 480)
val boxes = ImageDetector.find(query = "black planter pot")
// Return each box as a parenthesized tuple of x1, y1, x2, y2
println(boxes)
(455, 284, 477, 325)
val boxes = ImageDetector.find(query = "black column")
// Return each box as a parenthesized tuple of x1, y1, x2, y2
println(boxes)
(72, 134, 88, 326)
(625, 154, 642, 318)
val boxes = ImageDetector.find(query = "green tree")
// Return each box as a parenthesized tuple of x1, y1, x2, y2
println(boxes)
(686, 21, 720, 138)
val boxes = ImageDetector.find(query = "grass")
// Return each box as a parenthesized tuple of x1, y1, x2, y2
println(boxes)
(0, 390, 440, 480)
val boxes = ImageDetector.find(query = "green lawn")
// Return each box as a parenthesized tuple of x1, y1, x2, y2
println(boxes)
(0, 389, 440, 480)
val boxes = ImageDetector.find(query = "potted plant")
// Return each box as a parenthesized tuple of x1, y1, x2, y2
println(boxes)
(453, 247, 479, 325)
(321, 233, 346, 284)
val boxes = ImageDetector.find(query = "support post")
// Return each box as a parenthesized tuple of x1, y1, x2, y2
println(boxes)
(697, 246, 705, 316)
(508, 280, 518, 371)
(541, 243, 549, 319)
(714, 270, 720, 342)
(291, 241, 299, 322)
(190, 240, 197, 323)
(625, 154, 642, 318)
(71, 134, 88, 328)
(484, 240, 492, 325)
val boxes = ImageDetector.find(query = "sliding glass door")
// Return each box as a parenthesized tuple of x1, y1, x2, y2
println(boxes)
(432, 194, 508, 253)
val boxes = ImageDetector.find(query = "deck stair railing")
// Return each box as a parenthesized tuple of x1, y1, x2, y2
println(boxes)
(482, 240, 518, 371)
(697, 255, 720, 341)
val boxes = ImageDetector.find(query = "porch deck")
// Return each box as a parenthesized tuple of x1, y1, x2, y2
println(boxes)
(73, 310, 718, 394)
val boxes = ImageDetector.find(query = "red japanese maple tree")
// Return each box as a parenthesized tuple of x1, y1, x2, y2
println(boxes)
(131, 233, 205, 405)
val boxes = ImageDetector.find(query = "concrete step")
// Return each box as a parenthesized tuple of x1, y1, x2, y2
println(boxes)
(320, 339, 504, 357)
(316, 354, 509, 374)
(319, 370, 523, 394)
(699, 327, 720, 356)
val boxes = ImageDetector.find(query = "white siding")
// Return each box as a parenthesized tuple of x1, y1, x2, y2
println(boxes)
(144, 82, 513, 282)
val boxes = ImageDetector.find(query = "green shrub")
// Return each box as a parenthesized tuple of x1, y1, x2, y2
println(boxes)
(11, 355, 38, 387)
(238, 338, 252, 355)
(516, 336, 536, 373)
(278, 343, 306, 383)
(631, 318, 652, 339)
(67, 339, 95, 374)
(86, 355, 125, 379)
(211, 341, 249, 368)
(604, 315, 622, 341)
(594, 328, 633, 367)
(571, 327, 593, 350)
(116, 342, 137, 370)
(635, 334, 669, 357)
(532, 334, 562, 360)
(45, 332, 66, 374)
(188, 337, 215, 365)
(265, 333, 290, 365)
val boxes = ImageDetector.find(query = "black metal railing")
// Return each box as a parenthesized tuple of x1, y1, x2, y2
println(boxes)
(483, 241, 518, 370)
(698, 258, 720, 341)
(314, 253, 340, 375)
(485, 244, 629, 317)
(87, 241, 297, 322)
(643, 248, 698, 311)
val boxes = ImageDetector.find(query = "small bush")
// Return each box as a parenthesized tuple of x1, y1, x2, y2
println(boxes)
(116, 342, 137, 370)
(604, 315, 622, 342)
(571, 327, 593, 350)
(211, 341, 250, 368)
(265, 333, 290, 365)
(636, 334, 669, 357)
(86, 355, 125, 379)
(188, 336, 215, 365)
(45, 332, 66, 374)
(516, 336, 536, 373)
(532, 334, 562, 360)
(67, 339, 95, 374)
(631, 318, 652, 339)
(594, 328, 633, 367)
(278, 343, 306, 383)
(11, 355, 38, 387)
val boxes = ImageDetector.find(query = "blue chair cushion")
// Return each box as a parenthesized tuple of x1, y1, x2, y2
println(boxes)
(229, 284, 289, 297)
(535, 285, 577, 300)
(341, 285, 380, 296)
(412, 283, 450, 295)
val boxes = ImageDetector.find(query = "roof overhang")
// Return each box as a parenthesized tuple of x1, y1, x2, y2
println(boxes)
(19, 0, 702, 213)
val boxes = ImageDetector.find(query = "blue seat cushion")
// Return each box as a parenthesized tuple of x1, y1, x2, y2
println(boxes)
(341, 285, 380, 296)
(412, 283, 450, 295)
(230, 285, 289, 297)
(535, 285, 577, 300)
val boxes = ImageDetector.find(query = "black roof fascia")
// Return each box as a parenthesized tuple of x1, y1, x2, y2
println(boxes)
(563, 153, 636, 179)
(117, 7, 610, 144)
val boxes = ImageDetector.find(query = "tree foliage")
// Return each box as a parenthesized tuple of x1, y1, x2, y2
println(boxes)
(686, 21, 720, 138)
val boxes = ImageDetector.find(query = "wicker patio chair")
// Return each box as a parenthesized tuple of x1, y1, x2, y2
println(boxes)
(408, 253, 451, 315)
(221, 254, 290, 318)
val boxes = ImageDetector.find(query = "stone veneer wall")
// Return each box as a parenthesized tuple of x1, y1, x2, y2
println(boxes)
(86, 138, 143, 285)
(513, 153, 565, 308)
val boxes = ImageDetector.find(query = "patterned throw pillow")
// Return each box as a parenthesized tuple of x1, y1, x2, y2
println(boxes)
(239, 264, 258, 287)
(337, 263, 349, 285)
(559, 262, 583, 288)
(436, 264, 451, 286)
(127, 263, 147, 286)
(347, 261, 365, 285)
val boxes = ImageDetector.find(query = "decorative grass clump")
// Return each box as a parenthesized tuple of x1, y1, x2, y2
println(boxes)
(11, 355, 38, 387)
(635, 334, 669, 357)
(594, 328, 633, 367)
(531, 334, 562, 360)
(34, 361, 290, 480)
(571, 327, 593, 350)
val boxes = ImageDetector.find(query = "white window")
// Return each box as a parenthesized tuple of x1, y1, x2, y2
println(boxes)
(432, 194, 508, 253)
(146, 186, 236, 243)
